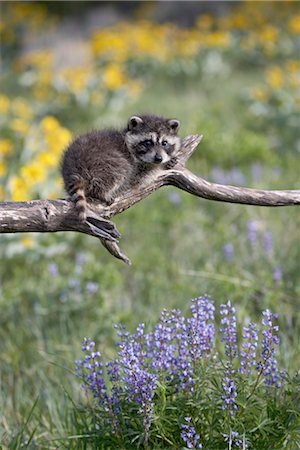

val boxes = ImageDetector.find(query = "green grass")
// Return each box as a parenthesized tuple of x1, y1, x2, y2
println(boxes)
(1, 33, 299, 450)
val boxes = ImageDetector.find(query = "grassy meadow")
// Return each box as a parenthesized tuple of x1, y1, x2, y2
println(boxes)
(0, 2, 299, 448)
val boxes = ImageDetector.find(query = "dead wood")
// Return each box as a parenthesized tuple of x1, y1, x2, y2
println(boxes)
(1, 135, 299, 264)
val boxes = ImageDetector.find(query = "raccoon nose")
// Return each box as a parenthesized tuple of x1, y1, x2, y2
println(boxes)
(154, 154, 163, 163)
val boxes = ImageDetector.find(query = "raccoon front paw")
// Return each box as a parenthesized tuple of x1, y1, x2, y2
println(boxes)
(165, 157, 178, 169)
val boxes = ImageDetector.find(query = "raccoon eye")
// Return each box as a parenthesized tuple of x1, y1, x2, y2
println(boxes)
(162, 140, 168, 147)
(142, 139, 153, 147)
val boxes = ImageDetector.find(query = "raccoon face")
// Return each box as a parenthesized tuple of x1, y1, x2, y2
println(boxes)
(125, 115, 181, 165)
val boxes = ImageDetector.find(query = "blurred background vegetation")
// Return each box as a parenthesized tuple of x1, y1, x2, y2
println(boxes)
(0, 1, 299, 446)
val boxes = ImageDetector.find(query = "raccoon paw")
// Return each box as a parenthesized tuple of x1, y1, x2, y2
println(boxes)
(165, 157, 178, 169)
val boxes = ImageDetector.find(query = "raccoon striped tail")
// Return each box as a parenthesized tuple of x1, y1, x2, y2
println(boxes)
(75, 187, 87, 222)
(70, 181, 87, 222)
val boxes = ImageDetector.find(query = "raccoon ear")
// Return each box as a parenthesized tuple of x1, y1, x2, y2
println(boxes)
(168, 119, 180, 133)
(128, 116, 144, 130)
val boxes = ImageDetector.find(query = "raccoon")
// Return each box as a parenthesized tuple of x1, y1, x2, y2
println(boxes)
(61, 114, 181, 221)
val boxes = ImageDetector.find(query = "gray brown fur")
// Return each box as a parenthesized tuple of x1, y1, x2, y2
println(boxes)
(61, 114, 181, 221)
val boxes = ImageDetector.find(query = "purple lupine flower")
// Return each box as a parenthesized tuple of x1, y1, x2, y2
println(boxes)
(187, 296, 215, 361)
(223, 431, 249, 449)
(211, 167, 228, 184)
(251, 163, 262, 181)
(117, 326, 157, 407)
(220, 301, 238, 414)
(146, 309, 181, 374)
(75, 338, 108, 406)
(220, 301, 237, 360)
(86, 281, 99, 293)
(247, 220, 257, 245)
(75, 253, 86, 274)
(239, 321, 258, 375)
(262, 231, 273, 257)
(180, 417, 202, 449)
(144, 308, 195, 390)
(47, 263, 58, 276)
(117, 325, 157, 447)
(76, 253, 86, 266)
(260, 309, 281, 387)
(106, 359, 123, 413)
(223, 243, 234, 261)
(68, 277, 80, 290)
(221, 375, 238, 415)
(81, 336, 95, 351)
(272, 266, 282, 282)
(171, 313, 194, 390)
(168, 190, 181, 206)
(230, 168, 246, 186)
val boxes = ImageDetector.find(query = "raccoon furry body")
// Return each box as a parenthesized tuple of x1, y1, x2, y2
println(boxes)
(61, 114, 181, 221)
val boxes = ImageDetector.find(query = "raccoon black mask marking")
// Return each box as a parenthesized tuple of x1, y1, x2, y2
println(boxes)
(61, 114, 181, 221)
(125, 115, 181, 165)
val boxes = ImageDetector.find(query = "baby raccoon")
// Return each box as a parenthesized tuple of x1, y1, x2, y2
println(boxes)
(61, 114, 181, 221)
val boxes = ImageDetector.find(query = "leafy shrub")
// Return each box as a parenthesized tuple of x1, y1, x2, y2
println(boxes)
(74, 296, 299, 449)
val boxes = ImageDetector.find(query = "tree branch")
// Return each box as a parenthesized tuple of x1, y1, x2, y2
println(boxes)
(1, 134, 299, 264)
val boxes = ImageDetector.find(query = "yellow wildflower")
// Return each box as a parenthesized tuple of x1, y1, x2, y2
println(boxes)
(20, 161, 47, 186)
(11, 3, 38, 22)
(11, 97, 34, 120)
(286, 60, 300, 74)
(0, 186, 4, 200)
(44, 127, 71, 154)
(37, 151, 58, 168)
(20, 237, 34, 248)
(0, 161, 6, 177)
(32, 86, 50, 101)
(266, 67, 284, 89)
(259, 26, 278, 45)
(217, 16, 233, 30)
(10, 118, 30, 136)
(286, 61, 300, 87)
(231, 12, 247, 29)
(91, 31, 127, 61)
(40, 116, 60, 133)
(196, 15, 213, 30)
(36, 70, 52, 87)
(251, 87, 268, 102)
(9, 176, 30, 201)
(288, 73, 300, 88)
(102, 63, 125, 90)
(174, 30, 201, 56)
(288, 15, 300, 34)
(205, 31, 230, 48)
(55, 128, 72, 152)
(20, 49, 53, 70)
(90, 91, 104, 106)
(0, 95, 10, 114)
(1, 26, 15, 44)
(0, 139, 13, 156)
(58, 66, 91, 93)
(132, 22, 167, 58)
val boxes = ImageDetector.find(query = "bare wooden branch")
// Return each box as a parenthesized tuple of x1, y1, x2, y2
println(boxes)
(0, 134, 299, 263)
(0, 199, 120, 240)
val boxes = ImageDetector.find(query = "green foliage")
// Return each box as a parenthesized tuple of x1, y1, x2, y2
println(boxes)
(67, 375, 300, 449)
(68, 302, 299, 449)
(0, 1, 299, 448)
